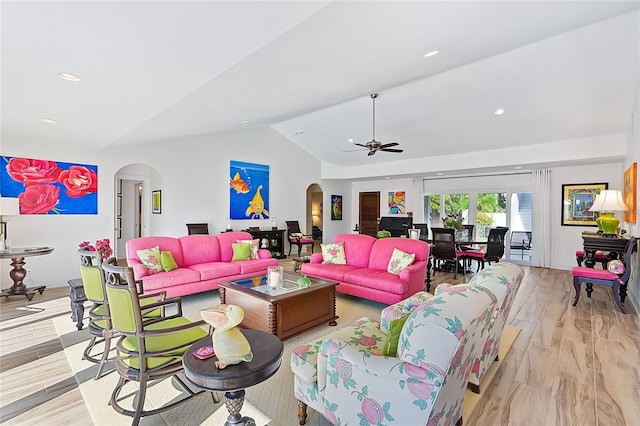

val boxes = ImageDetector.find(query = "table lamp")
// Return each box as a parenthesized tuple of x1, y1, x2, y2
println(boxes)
(0, 197, 20, 250)
(587, 190, 628, 236)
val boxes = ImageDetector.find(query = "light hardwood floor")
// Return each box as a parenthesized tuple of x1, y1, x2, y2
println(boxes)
(1, 261, 638, 425)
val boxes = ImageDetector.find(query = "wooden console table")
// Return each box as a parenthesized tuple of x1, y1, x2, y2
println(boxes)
(246, 229, 286, 259)
(581, 233, 630, 268)
(0, 247, 54, 301)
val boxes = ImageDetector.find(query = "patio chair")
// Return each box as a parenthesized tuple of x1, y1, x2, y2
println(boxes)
(101, 261, 215, 425)
(510, 231, 532, 260)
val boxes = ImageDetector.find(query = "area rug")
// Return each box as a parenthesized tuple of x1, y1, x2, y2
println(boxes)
(53, 292, 520, 425)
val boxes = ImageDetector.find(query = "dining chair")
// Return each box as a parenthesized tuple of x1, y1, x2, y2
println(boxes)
(101, 261, 215, 425)
(412, 223, 429, 241)
(464, 227, 509, 271)
(286, 220, 315, 256)
(186, 223, 209, 235)
(430, 227, 467, 279)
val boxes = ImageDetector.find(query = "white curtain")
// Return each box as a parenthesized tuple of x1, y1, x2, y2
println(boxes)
(532, 169, 551, 267)
(411, 178, 424, 221)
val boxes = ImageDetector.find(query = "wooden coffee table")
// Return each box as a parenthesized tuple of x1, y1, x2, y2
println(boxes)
(219, 272, 338, 339)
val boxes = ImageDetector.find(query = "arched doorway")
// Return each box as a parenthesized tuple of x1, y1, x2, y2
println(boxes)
(306, 183, 323, 246)
(113, 163, 153, 260)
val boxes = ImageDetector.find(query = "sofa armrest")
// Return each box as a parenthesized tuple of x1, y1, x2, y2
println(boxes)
(318, 337, 442, 421)
(380, 291, 433, 333)
(397, 261, 427, 282)
(309, 253, 323, 264)
(128, 260, 149, 280)
(257, 249, 273, 259)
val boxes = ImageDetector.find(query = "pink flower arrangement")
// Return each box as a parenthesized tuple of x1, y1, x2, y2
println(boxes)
(79, 238, 113, 260)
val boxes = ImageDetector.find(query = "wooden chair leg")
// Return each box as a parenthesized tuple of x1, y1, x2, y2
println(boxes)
(572, 276, 581, 306)
(297, 400, 308, 425)
(611, 281, 626, 314)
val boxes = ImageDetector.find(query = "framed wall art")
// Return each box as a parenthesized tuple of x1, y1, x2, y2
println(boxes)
(0, 155, 98, 214)
(561, 183, 607, 226)
(331, 195, 342, 220)
(388, 191, 405, 214)
(152, 190, 162, 214)
(623, 162, 637, 224)
(229, 161, 270, 220)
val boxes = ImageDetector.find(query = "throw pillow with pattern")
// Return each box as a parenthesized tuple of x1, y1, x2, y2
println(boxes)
(387, 247, 415, 274)
(136, 246, 163, 273)
(237, 239, 259, 260)
(321, 242, 346, 265)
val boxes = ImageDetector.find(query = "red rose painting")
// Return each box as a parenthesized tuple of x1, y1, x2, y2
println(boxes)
(1, 156, 98, 214)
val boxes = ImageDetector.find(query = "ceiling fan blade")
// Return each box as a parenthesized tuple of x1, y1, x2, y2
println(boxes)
(380, 142, 399, 148)
(380, 148, 404, 153)
(353, 143, 369, 148)
(342, 148, 367, 152)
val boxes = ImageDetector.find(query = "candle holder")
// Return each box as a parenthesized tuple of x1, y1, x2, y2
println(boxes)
(267, 265, 283, 289)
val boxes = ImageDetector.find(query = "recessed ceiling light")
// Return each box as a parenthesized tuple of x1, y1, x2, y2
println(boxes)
(385, 176, 390, 179)
(41, 118, 57, 124)
(239, 120, 250, 124)
(514, 166, 522, 170)
(57, 72, 81, 82)
(436, 172, 443, 176)
(423, 50, 440, 58)
(347, 138, 354, 143)
(294, 130, 304, 135)
(494, 108, 505, 115)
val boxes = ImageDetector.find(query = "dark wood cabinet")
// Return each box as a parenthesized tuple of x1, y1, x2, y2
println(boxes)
(246, 229, 286, 259)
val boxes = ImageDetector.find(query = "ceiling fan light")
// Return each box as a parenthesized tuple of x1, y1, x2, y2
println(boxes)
(494, 108, 505, 115)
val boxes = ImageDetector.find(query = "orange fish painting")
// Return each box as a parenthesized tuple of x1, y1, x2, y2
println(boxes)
(230, 172, 249, 194)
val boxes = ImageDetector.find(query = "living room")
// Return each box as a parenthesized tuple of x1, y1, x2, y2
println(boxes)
(1, 1, 639, 425)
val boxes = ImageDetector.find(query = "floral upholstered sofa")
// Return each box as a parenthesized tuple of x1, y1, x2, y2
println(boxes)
(126, 231, 278, 298)
(300, 233, 430, 304)
(290, 262, 524, 425)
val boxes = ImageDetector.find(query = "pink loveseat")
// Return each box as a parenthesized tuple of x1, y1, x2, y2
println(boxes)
(126, 231, 278, 298)
(300, 233, 429, 304)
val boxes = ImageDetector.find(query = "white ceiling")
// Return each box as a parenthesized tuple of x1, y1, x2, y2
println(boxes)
(2, 1, 639, 171)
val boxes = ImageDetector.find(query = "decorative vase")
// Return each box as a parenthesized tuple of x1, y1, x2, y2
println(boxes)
(598, 212, 619, 235)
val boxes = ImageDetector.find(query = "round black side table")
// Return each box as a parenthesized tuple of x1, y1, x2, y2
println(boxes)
(183, 329, 283, 426)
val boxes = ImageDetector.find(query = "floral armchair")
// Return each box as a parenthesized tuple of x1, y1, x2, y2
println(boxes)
(291, 285, 497, 425)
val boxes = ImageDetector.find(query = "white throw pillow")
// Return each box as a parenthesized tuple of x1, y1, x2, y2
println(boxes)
(321, 242, 347, 265)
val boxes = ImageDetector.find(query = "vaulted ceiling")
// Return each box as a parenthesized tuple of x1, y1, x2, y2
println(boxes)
(2, 1, 638, 171)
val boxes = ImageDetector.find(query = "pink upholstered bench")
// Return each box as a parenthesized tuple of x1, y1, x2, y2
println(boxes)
(575, 250, 608, 268)
(571, 267, 626, 313)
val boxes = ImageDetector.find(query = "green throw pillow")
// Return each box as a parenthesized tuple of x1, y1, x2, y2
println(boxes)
(382, 314, 410, 357)
(160, 251, 178, 272)
(232, 243, 251, 261)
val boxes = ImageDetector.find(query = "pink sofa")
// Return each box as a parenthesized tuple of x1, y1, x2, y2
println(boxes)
(300, 233, 430, 304)
(126, 231, 278, 298)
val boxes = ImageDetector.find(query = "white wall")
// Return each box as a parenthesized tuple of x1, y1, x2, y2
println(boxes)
(1, 126, 325, 288)
(623, 81, 640, 312)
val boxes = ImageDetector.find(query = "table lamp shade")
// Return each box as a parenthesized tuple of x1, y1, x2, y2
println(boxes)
(587, 190, 628, 235)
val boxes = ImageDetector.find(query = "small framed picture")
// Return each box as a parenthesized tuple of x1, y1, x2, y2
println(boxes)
(152, 190, 162, 214)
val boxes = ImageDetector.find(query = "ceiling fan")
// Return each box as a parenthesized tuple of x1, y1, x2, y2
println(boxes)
(347, 93, 404, 156)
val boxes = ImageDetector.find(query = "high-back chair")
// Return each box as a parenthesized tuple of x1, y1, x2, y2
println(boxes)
(286, 220, 315, 256)
(101, 261, 212, 425)
(431, 227, 467, 279)
(572, 237, 638, 313)
(290, 278, 497, 425)
(186, 223, 209, 235)
(78, 249, 116, 380)
(412, 223, 429, 241)
(465, 227, 509, 271)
